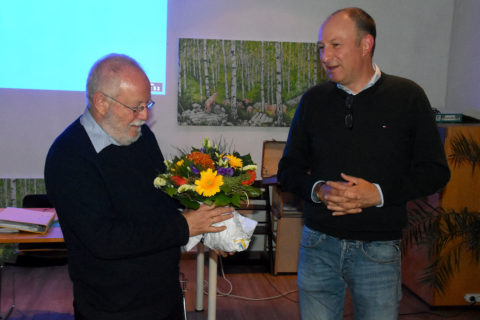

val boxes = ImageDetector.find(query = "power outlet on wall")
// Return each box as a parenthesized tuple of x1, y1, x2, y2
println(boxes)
(464, 294, 480, 303)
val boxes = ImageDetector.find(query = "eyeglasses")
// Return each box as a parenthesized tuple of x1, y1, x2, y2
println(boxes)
(101, 92, 155, 113)
(345, 95, 353, 129)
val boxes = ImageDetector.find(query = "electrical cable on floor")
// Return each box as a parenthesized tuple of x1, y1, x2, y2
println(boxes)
(262, 272, 299, 303)
(203, 256, 298, 302)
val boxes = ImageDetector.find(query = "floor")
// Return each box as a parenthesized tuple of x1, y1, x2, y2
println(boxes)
(0, 256, 479, 320)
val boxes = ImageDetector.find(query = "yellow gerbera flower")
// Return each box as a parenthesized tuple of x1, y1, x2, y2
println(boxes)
(195, 168, 224, 197)
(226, 155, 243, 168)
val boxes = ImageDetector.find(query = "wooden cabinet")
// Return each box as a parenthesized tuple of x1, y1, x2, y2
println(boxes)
(402, 124, 480, 306)
(261, 140, 305, 274)
(270, 185, 304, 274)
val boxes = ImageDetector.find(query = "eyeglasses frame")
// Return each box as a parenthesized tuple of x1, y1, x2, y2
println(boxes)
(100, 92, 154, 114)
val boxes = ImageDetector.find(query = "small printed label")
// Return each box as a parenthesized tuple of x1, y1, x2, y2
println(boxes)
(151, 82, 163, 92)
(435, 113, 462, 123)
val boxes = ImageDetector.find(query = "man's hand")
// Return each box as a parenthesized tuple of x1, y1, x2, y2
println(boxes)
(183, 204, 234, 236)
(315, 173, 382, 216)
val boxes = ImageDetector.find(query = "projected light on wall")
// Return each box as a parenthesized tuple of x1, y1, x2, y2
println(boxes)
(0, 0, 167, 95)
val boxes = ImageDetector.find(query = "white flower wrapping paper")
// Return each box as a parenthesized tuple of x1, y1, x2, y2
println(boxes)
(183, 210, 257, 252)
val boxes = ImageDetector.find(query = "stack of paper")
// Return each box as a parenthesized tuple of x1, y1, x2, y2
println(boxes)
(0, 207, 55, 234)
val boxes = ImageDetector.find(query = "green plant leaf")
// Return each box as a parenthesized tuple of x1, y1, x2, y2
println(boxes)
(165, 187, 177, 197)
(231, 194, 241, 208)
(180, 198, 200, 209)
(214, 193, 231, 207)
(243, 185, 262, 197)
(404, 199, 480, 294)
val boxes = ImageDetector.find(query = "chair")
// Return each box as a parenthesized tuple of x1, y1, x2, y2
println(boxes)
(229, 140, 287, 274)
(16, 194, 67, 266)
(233, 179, 274, 273)
(22, 194, 52, 208)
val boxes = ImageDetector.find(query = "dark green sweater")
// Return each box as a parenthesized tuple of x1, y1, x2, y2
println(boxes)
(45, 119, 189, 319)
(278, 73, 450, 240)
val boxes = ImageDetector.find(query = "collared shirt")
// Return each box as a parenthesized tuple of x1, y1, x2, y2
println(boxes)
(337, 63, 382, 95)
(312, 63, 385, 207)
(79, 108, 120, 153)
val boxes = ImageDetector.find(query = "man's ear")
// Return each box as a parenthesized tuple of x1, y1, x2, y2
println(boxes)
(92, 92, 110, 116)
(362, 34, 374, 56)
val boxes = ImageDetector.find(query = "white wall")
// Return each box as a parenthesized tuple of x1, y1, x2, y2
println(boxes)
(0, 0, 456, 178)
(445, 0, 480, 119)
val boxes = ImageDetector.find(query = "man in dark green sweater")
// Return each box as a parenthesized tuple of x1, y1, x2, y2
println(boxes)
(278, 7, 450, 320)
(44, 54, 233, 320)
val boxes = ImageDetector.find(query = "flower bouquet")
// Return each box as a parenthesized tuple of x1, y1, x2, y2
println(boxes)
(154, 138, 261, 252)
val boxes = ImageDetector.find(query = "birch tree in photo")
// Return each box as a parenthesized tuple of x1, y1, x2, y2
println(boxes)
(215, 47, 220, 93)
(191, 43, 197, 80)
(297, 44, 301, 92)
(178, 42, 182, 97)
(268, 62, 272, 105)
(222, 40, 229, 100)
(282, 43, 286, 90)
(196, 39, 203, 102)
(230, 40, 238, 120)
(260, 41, 265, 112)
(307, 44, 312, 88)
(303, 43, 308, 84)
(183, 44, 187, 92)
(210, 44, 217, 93)
(240, 41, 245, 101)
(287, 43, 291, 94)
(275, 42, 283, 125)
(267, 44, 273, 105)
(203, 39, 211, 99)
(247, 54, 251, 92)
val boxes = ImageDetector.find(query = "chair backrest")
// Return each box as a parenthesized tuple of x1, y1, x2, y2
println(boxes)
(261, 140, 286, 184)
(22, 194, 53, 208)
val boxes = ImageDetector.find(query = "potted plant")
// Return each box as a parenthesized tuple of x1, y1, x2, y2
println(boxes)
(404, 132, 480, 294)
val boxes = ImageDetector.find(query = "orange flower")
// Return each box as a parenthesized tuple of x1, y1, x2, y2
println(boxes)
(241, 170, 256, 185)
(187, 151, 215, 170)
(171, 175, 187, 186)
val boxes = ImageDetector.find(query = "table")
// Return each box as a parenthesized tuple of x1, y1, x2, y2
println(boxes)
(0, 210, 63, 244)
(0, 208, 63, 320)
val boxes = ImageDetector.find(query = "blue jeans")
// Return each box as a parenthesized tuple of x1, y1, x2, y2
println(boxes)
(297, 226, 402, 320)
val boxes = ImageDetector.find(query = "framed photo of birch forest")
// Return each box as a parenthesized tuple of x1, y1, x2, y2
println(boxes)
(177, 38, 327, 127)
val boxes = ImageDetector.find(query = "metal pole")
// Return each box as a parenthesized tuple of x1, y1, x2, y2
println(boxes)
(207, 250, 217, 320)
(195, 243, 204, 312)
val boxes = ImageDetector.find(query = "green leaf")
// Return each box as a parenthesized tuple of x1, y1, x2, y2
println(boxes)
(231, 194, 241, 208)
(241, 153, 255, 166)
(244, 185, 262, 197)
(180, 198, 200, 210)
(214, 193, 231, 207)
(165, 187, 177, 197)
(404, 199, 480, 295)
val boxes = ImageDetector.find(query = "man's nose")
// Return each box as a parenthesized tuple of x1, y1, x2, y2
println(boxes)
(321, 49, 331, 65)
(137, 107, 149, 121)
